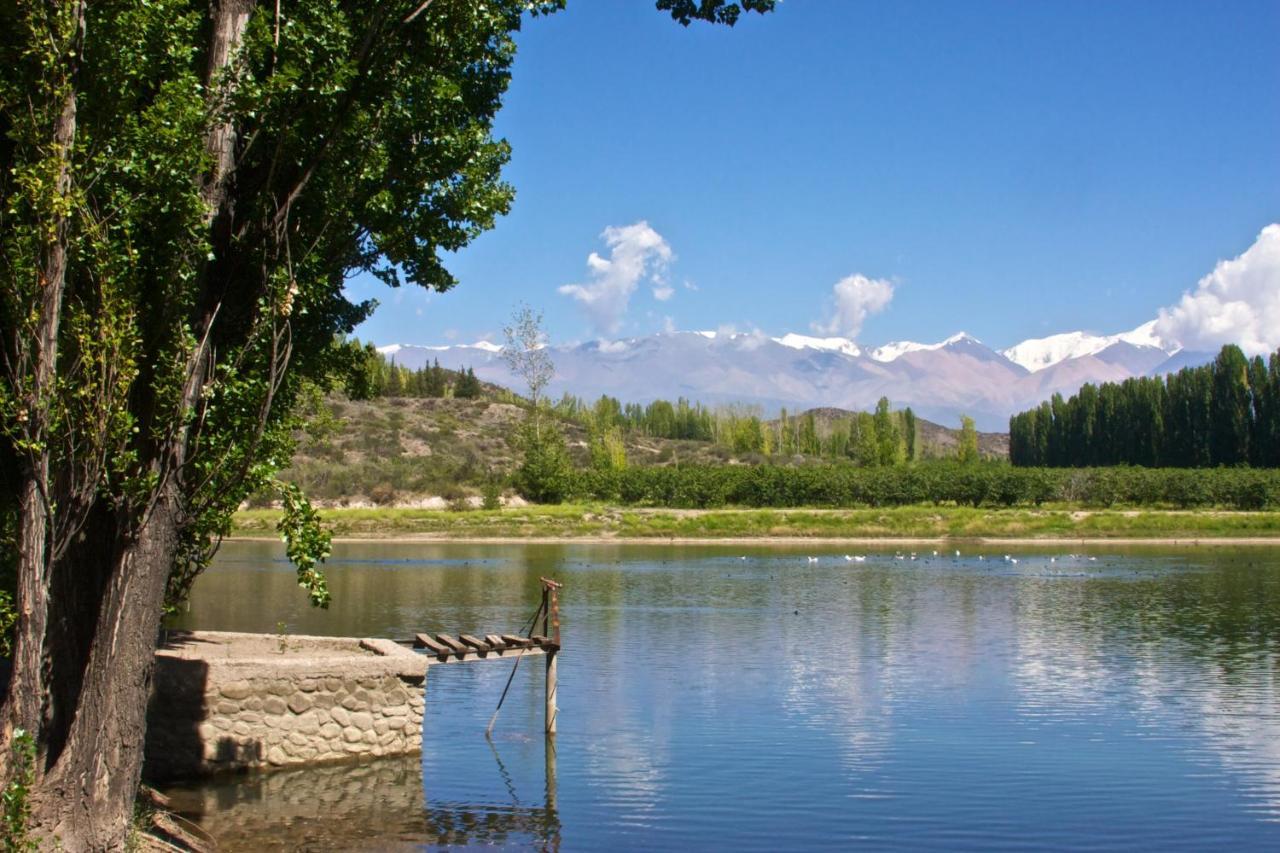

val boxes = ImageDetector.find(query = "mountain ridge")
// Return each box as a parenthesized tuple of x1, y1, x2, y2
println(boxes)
(376, 325, 1208, 432)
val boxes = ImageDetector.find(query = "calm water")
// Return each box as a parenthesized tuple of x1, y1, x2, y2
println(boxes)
(161, 541, 1280, 851)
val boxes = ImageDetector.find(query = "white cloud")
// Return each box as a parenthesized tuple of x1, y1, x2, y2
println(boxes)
(1154, 224, 1280, 356)
(662, 315, 677, 334)
(652, 284, 674, 301)
(558, 221, 674, 334)
(737, 328, 770, 351)
(812, 274, 895, 338)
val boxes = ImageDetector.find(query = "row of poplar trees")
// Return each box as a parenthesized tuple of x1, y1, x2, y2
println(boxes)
(1009, 345, 1280, 468)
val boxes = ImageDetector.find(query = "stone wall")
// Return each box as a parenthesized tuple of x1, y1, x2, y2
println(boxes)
(146, 631, 426, 779)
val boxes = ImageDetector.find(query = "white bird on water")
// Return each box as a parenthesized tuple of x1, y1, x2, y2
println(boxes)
(854, 555, 866, 562)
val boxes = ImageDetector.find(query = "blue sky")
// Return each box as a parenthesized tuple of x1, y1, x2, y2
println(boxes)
(346, 0, 1279, 351)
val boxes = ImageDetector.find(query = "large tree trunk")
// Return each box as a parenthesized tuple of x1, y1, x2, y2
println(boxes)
(32, 494, 181, 850)
(202, 0, 257, 217)
(0, 0, 83, 772)
(2, 2, 257, 847)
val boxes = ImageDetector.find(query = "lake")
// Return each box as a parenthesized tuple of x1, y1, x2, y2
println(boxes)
(160, 541, 1280, 850)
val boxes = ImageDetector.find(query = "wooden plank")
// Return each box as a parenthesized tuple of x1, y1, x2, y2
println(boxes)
(434, 633, 468, 655)
(484, 634, 506, 649)
(459, 634, 491, 652)
(428, 645, 547, 664)
(501, 634, 532, 647)
(530, 635, 551, 646)
(413, 633, 451, 656)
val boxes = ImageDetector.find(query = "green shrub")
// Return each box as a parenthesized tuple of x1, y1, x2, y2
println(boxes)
(513, 420, 575, 504)
(3, 731, 38, 851)
(480, 475, 504, 510)
(562, 462, 1280, 510)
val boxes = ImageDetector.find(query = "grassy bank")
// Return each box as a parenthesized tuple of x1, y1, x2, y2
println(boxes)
(231, 504, 1280, 542)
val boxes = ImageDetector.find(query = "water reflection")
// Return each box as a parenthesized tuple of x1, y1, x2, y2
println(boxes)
(163, 737, 562, 852)
(165, 543, 1280, 850)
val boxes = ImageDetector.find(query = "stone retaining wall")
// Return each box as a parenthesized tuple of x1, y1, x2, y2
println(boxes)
(146, 631, 426, 779)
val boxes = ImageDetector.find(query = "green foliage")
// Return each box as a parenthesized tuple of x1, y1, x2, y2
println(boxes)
(589, 421, 628, 472)
(550, 394, 928, 465)
(957, 415, 979, 465)
(2, 730, 37, 852)
(658, 0, 777, 26)
(513, 418, 574, 504)
(0, 509, 14, 659)
(353, 346, 463, 401)
(275, 482, 332, 609)
(0, 591, 14, 662)
(480, 473, 504, 510)
(849, 412, 877, 466)
(554, 393, 717, 442)
(1011, 345, 1280, 468)
(454, 367, 483, 399)
(902, 407, 917, 461)
(873, 397, 903, 465)
(567, 462, 1280, 511)
(4, 0, 558, 621)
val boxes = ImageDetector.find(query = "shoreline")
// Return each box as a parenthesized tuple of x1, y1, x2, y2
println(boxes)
(231, 505, 1280, 547)
(225, 534, 1280, 547)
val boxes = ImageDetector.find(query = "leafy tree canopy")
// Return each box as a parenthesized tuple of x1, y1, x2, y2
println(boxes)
(0, 1, 777, 845)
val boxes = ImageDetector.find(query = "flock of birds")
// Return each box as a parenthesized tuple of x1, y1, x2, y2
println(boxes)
(767, 551, 1102, 566)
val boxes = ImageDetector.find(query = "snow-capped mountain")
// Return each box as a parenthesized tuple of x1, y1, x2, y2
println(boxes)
(377, 325, 1208, 432)
(772, 333, 862, 358)
(869, 332, 983, 363)
(1000, 320, 1175, 372)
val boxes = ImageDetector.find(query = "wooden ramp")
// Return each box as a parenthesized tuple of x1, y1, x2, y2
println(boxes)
(411, 631, 557, 663)
(401, 577, 563, 734)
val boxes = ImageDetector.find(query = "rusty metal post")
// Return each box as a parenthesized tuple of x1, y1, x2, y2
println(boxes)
(540, 577, 562, 735)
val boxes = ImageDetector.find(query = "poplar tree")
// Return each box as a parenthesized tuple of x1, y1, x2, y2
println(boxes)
(957, 415, 980, 465)
(0, 1, 774, 845)
(1211, 345, 1251, 465)
(873, 397, 900, 465)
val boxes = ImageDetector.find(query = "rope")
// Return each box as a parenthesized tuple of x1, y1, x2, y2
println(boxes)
(485, 599, 546, 737)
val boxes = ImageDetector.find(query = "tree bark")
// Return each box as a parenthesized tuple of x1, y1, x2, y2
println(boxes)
(0, 0, 84, 773)
(32, 492, 181, 850)
(4, 2, 255, 847)
(202, 0, 258, 218)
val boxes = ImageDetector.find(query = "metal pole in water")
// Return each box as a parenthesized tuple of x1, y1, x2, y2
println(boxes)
(545, 649, 558, 735)
(540, 577, 562, 735)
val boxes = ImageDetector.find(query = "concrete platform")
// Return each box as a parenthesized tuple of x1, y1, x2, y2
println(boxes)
(146, 630, 427, 779)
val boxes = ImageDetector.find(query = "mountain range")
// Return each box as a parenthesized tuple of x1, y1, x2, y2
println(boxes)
(377, 323, 1213, 431)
